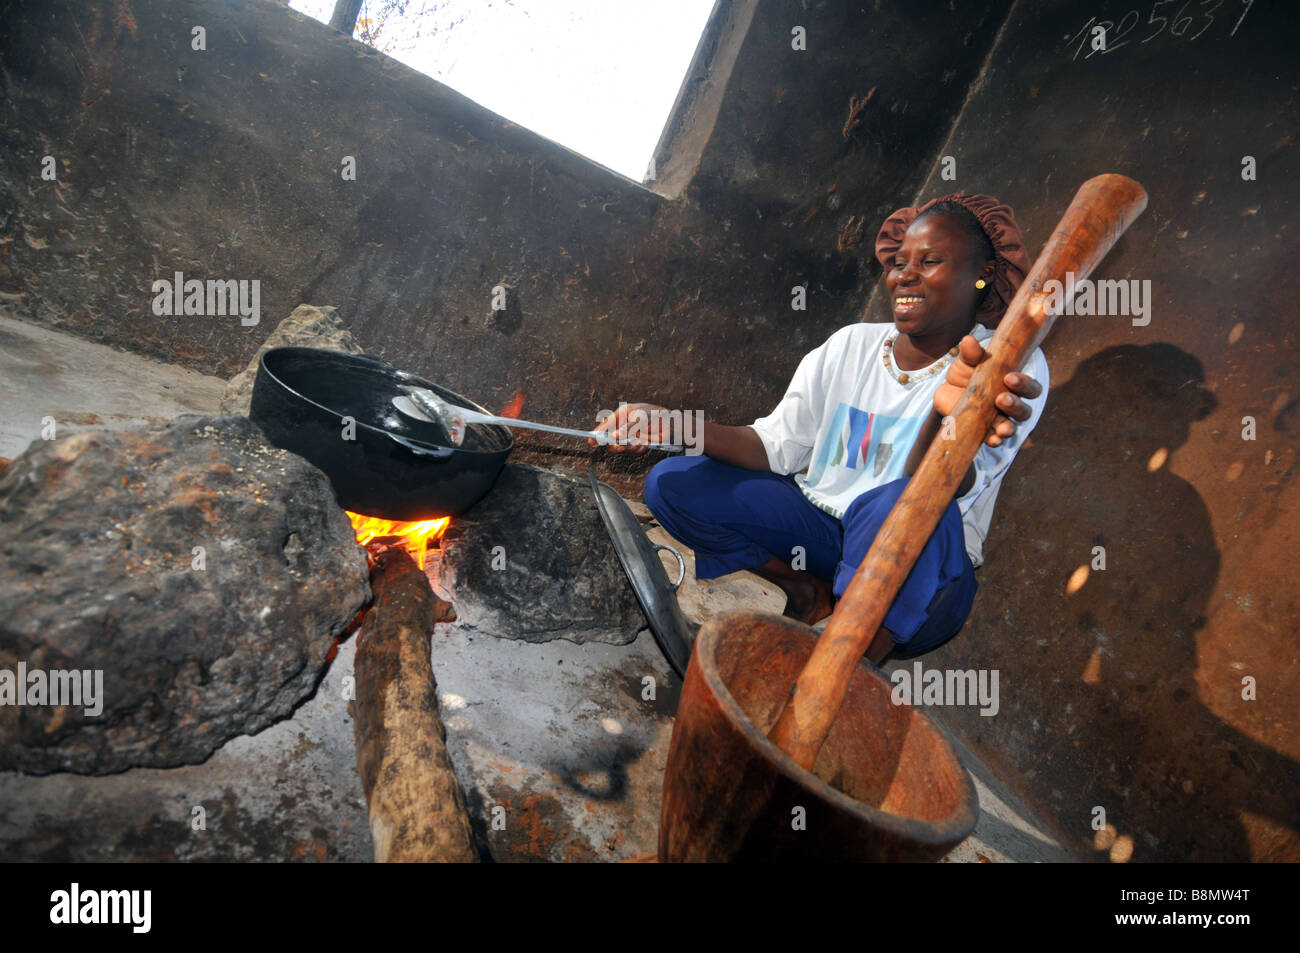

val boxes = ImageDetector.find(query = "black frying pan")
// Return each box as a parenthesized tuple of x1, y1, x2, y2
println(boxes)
(249, 347, 512, 520)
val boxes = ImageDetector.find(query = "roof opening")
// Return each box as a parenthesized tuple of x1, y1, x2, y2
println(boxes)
(292, 0, 716, 183)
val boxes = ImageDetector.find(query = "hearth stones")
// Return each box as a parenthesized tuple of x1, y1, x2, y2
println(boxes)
(428, 464, 645, 646)
(0, 415, 370, 774)
(219, 304, 365, 416)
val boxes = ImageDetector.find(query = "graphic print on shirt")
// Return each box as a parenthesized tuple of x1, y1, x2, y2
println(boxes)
(806, 403, 927, 490)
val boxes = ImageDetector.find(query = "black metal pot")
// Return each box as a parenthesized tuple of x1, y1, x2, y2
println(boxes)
(249, 347, 513, 520)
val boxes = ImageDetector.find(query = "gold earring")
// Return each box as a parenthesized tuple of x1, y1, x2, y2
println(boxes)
(975, 278, 987, 289)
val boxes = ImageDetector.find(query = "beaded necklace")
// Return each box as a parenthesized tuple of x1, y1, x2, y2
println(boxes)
(881, 329, 960, 385)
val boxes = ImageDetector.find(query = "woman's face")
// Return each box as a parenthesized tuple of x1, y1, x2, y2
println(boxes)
(886, 213, 991, 338)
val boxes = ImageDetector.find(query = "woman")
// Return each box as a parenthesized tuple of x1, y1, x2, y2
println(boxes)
(594, 193, 1048, 664)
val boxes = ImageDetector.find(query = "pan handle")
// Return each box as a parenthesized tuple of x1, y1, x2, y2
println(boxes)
(654, 544, 687, 591)
(386, 431, 455, 460)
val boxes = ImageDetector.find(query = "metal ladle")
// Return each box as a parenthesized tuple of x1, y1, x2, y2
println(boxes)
(392, 386, 685, 452)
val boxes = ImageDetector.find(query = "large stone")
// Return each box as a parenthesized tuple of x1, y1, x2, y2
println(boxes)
(219, 304, 365, 415)
(428, 464, 644, 645)
(0, 415, 370, 775)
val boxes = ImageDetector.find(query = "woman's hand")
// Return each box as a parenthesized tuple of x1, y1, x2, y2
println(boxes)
(589, 402, 668, 454)
(934, 335, 1043, 447)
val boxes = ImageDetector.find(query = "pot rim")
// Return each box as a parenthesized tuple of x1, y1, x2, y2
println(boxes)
(257, 346, 514, 456)
(691, 609, 980, 846)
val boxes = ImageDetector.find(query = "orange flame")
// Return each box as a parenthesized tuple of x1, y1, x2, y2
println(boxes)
(346, 511, 450, 570)
(499, 391, 525, 419)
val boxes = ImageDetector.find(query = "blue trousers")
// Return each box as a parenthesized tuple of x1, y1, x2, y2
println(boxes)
(643, 456, 977, 657)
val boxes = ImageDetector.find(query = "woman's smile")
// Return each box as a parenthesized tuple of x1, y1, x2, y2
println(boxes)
(893, 294, 925, 316)
(886, 214, 986, 339)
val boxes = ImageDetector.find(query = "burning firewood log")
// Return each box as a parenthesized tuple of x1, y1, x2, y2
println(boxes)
(352, 544, 477, 862)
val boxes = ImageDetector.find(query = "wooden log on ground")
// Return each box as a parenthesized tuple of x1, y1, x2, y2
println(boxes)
(352, 544, 478, 862)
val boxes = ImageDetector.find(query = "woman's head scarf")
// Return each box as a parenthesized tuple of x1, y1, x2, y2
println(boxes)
(873, 192, 1031, 326)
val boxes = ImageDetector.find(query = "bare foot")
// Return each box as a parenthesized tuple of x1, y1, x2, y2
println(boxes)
(782, 574, 835, 626)
(752, 558, 836, 626)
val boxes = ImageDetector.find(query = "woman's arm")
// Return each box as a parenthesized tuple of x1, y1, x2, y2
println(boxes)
(700, 421, 771, 470)
(592, 404, 771, 471)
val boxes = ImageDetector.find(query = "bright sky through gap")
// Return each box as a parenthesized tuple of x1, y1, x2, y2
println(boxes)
(290, 1, 716, 181)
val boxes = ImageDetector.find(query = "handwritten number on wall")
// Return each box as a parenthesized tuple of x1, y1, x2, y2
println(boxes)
(1067, 0, 1253, 60)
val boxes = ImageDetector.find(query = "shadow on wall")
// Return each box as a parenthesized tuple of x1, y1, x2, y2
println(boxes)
(966, 342, 1300, 861)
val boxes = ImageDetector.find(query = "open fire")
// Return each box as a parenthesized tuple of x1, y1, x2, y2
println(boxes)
(346, 511, 450, 569)
(499, 390, 525, 419)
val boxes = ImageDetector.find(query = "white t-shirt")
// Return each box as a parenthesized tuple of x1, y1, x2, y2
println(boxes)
(750, 321, 1049, 568)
